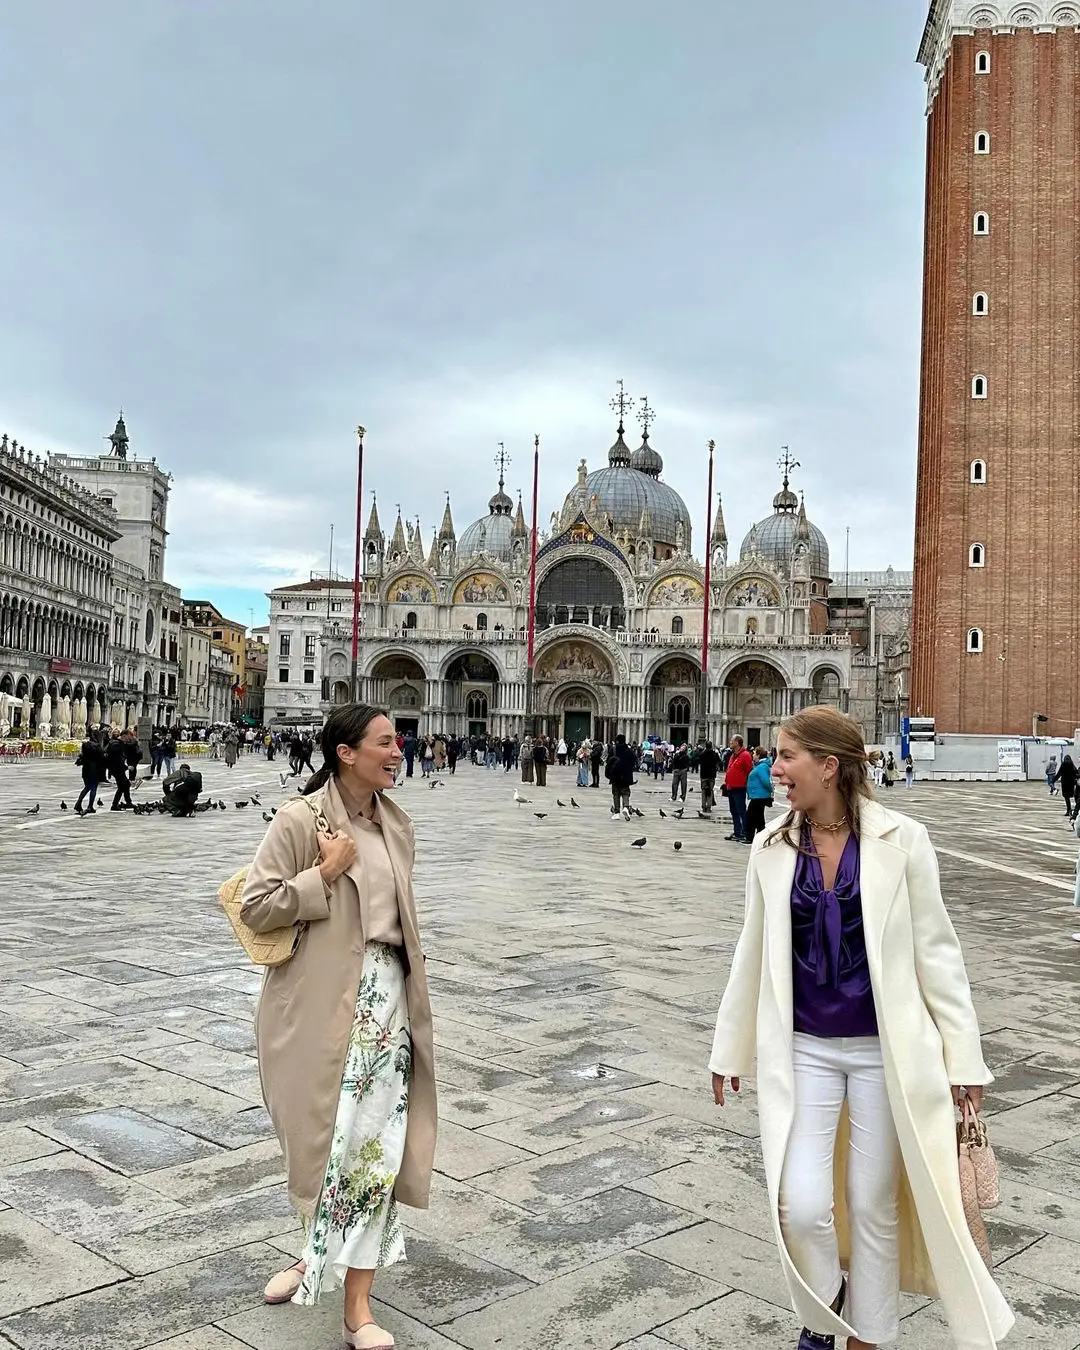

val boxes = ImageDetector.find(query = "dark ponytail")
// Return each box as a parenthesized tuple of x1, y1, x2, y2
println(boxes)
(302, 702, 383, 794)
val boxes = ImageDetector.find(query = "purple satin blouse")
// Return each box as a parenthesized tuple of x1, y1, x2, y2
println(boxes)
(791, 828, 878, 1038)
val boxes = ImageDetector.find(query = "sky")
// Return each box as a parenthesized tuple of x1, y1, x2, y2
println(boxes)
(0, 1, 931, 629)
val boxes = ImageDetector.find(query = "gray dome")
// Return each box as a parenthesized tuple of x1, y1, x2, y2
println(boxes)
(629, 435, 663, 477)
(740, 511, 830, 578)
(459, 511, 515, 560)
(567, 465, 692, 550)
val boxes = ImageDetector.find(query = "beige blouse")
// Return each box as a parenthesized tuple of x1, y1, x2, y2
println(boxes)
(335, 782, 404, 947)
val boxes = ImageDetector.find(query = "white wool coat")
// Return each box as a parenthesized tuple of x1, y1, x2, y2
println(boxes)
(710, 799, 1014, 1349)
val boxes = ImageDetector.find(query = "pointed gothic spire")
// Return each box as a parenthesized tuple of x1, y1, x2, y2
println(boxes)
(711, 492, 728, 545)
(410, 516, 425, 562)
(794, 492, 810, 541)
(511, 492, 528, 538)
(389, 507, 407, 556)
(426, 528, 440, 571)
(438, 494, 456, 540)
(638, 505, 652, 537)
(364, 494, 383, 542)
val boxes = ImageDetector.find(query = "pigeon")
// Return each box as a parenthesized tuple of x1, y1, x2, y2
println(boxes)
(556, 799, 567, 808)
(218, 800, 226, 810)
(279, 773, 288, 787)
(60, 800, 67, 811)
(514, 789, 530, 806)
(534, 812, 548, 820)
(673, 807, 685, 819)
(659, 808, 667, 818)
(26, 804, 39, 815)
(630, 837, 647, 848)
(673, 841, 683, 852)
(270, 806, 277, 815)
(262, 811, 274, 822)
(631, 807, 644, 818)
(235, 801, 249, 809)
(250, 795, 261, 806)
(570, 797, 580, 808)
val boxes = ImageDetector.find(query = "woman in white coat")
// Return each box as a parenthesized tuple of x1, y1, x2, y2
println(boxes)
(710, 707, 1013, 1350)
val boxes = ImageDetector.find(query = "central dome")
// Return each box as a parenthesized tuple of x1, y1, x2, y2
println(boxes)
(562, 423, 692, 551)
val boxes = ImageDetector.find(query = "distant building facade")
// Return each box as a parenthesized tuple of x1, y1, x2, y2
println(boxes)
(913, 5, 1080, 734)
(0, 433, 117, 733)
(51, 416, 182, 726)
(265, 396, 910, 745)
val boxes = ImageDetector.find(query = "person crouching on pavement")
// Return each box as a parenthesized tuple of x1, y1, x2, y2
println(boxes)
(162, 764, 203, 816)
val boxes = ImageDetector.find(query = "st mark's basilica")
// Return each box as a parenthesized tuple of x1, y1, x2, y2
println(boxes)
(266, 389, 897, 748)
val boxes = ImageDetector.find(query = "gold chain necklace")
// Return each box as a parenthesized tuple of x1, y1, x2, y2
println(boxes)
(807, 815, 849, 833)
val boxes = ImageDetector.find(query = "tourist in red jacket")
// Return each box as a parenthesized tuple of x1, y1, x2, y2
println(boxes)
(724, 735, 754, 843)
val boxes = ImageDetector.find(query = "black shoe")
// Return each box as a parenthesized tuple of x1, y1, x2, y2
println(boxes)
(796, 1276, 846, 1350)
(725, 832, 738, 840)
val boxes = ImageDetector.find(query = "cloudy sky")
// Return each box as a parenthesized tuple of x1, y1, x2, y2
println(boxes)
(0, 1, 930, 628)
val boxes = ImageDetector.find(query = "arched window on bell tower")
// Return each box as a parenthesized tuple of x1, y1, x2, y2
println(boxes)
(973, 292, 989, 315)
(975, 51, 990, 75)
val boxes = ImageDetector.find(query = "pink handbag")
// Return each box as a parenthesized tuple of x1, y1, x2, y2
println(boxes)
(957, 1095, 999, 1269)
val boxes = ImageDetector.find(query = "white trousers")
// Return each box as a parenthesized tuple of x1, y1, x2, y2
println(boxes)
(780, 1034, 901, 1345)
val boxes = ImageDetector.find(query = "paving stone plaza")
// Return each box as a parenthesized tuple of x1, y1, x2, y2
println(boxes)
(0, 754, 1077, 1350)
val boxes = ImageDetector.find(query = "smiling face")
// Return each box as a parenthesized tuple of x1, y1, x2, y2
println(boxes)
(771, 728, 839, 816)
(337, 714, 403, 794)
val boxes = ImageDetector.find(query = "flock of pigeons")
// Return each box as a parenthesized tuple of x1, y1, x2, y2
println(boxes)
(27, 793, 273, 819)
(512, 785, 699, 851)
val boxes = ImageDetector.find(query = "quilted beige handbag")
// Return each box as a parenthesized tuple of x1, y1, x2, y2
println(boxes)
(217, 796, 330, 967)
(957, 1095, 999, 1269)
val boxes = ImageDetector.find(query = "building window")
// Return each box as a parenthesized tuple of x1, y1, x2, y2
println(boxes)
(306, 600, 318, 611)
(404, 610, 418, 630)
(466, 690, 488, 720)
(279, 633, 291, 656)
(331, 601, 342, 612)
(972, 375, 988, 399)
(475, 613, 488, 631)
(976, 51, 990, 74)
(967, 628, 984, 654)
(278, 667, 289, 683)
(970, 459, 987, 484)
(975, 131, 990, 154)
(969, 543, 985, 567)
(973, 292, 989, 315)
(973, 212, 990, 235)
(304, 634, 316, 658)
(303, 668, 315, 684)
(671, 615, 684, 635)
(279, 600, 289, 611)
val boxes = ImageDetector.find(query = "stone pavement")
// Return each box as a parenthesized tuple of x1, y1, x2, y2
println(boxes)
(0, 753, 1077, 1350)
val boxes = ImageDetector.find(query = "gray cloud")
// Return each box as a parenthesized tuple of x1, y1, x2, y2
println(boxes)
(0, 0, 928, 618)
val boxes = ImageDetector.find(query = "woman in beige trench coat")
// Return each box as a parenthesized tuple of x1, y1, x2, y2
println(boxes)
(710, 708, 1013, 1350)
(241, 704, 437, 1350)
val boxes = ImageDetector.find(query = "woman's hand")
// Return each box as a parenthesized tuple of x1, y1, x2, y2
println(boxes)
(952, 1084, 984, 1111)
(317, 830, 357, 885)
(712, 1073, 740, 1106)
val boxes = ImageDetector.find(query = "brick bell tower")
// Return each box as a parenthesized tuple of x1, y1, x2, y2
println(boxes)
(912, 2, 1080, 736)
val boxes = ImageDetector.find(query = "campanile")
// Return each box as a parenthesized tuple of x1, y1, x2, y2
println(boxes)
(912, 3, 1080, 735)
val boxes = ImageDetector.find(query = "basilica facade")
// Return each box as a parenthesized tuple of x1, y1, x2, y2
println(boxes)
(266, 408, 868, 748)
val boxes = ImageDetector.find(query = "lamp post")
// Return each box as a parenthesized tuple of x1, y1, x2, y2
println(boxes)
(350, 426, 365, 703)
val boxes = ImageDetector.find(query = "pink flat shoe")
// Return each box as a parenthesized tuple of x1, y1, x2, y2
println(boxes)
(263, 1262, 304, 1304)
(343, 1320, 395, 1349)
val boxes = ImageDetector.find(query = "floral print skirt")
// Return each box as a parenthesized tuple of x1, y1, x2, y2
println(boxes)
(293, 942, 412, 1304)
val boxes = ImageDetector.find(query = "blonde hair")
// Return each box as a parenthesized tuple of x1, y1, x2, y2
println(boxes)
(764, 706, 874, 851)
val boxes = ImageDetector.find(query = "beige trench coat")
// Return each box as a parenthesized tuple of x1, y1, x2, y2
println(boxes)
(240, 779, 437, 1220)
(710, 799, 1014, 1350)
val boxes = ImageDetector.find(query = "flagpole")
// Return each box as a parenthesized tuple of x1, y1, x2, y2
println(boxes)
(525, 434, 540, 735)
(326, 523, 335, 624)
(350, 426, 365, 703)
(700, 439, 716, 742)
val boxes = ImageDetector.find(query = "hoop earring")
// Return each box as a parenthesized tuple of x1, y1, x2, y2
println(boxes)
(822, 775, 831, 788)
